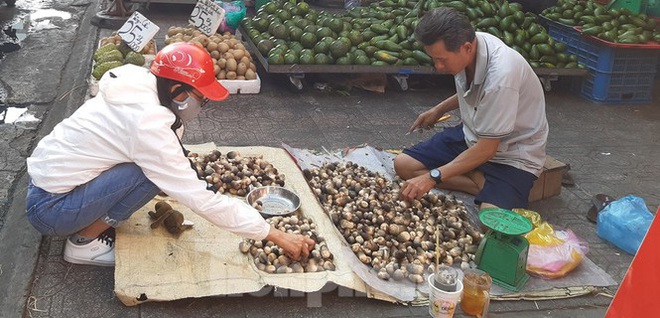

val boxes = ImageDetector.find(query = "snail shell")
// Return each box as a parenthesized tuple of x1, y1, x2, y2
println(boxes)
(239, 241, 250, 254)
(377, 269, 390, 280)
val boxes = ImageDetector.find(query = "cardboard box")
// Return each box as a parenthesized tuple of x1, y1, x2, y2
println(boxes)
(529, 155, 567, 202)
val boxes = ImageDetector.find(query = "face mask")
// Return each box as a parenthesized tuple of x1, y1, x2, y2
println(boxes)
(172, 93, 202, 123)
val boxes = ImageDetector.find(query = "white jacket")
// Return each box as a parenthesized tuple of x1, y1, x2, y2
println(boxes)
(26, 64, 270, 240)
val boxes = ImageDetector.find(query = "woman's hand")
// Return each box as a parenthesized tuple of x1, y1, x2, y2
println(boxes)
(265, 227, 315, 261)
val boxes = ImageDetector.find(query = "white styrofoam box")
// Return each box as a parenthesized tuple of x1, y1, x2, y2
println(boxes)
(219, 74, 261, 94)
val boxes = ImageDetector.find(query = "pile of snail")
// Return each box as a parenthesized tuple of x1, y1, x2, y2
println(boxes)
(239, 213, 336, 273)
(187, 150, 285, 196)
(303, 162, 482, 283)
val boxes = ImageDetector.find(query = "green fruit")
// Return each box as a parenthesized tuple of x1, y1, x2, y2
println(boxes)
(257, 39, 275, 57)
(314, 53, 332, 64)
(528, 23, 543, 35)
(288, 42, 304, 54)
(480, 2, 494, 16)
(446, 1, 467, 11)
(476, 18, 498, 29)
(124, 51, 145, 66)
(97, 50, 123, 64)
(536, 43, 554, 56)
(411, 50, 432, 64)
(330, 39, 350, 58)
(348, 30, 364, 46)
(300, 32, 318, 49)
(275, 9, 292, 21)
(288, 26, 304, 42)
(371, 60, 388, 66)
(92, 60, 122, 80)
(269, 23, 289, 40)
(503, 31, 514, 46)
(370, 24, 389, 35)
(298, 53, 315, 64)
(513, 11, 525, 23)
(582, 26, 603, 36)
(116, 42, 132, 58)
(335, 56, 352, 65)
(529, 45, 541, 60)
(326, 18, 344, 33)
(354, 55, 371, 65)
(267, 53, 284, 65)
(529, 33, 549, 45)
(262, 2, 278, 14)
(499, 16, 515, 32)
(296, 2, 310, 15)
(362, 30, 377, 41)
(316, 27, 334, 38)
(553, 42, 567, 52)
(364, 45, 379, 57)
(268, 47, 286, 58)
(487, 26, 503, 38)
(283, 52, 299, 64)
(295, 19, 312, 30)
(302, 25, 317, 34)
(252, 17, 270, 33)
(374, 50, 399, 63)
(313, 41, 330, 54)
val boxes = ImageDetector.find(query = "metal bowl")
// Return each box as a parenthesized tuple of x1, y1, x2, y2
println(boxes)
(246, 186, 301, 217)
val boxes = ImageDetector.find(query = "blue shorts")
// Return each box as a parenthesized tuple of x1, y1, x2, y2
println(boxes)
(402, 125, 537, 209)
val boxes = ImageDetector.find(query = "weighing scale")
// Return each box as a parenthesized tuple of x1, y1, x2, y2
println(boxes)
(475, 208, 533, 291)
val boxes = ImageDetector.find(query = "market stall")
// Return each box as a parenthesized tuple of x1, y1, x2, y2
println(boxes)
(236, 0, 588, 91)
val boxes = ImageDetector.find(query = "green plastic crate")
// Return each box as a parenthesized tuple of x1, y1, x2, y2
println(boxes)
(607, 0, 647, 14)
(647, 0, 660, 17)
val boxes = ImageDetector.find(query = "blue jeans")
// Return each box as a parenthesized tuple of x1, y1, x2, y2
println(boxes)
(26, 163, 160, 236)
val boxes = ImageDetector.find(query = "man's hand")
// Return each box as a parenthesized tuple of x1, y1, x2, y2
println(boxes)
(408, 108, 444, 134)
(400, 173, 437, 201)
(265, 227, 315, 261)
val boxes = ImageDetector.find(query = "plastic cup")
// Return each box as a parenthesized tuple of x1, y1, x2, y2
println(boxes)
(428, 273, 463, 318)
(460, 269, 492, 317)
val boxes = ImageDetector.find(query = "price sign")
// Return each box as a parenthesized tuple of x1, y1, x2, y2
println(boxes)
(117, 12, 159, 53)
(189, 0, 225, 36)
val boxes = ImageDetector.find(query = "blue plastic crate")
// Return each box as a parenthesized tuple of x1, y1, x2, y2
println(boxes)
(545, 20, 583, 51)
(546, 20, 660, 74)
(572, 40, 659, 74)
(576, 70, 656, 104)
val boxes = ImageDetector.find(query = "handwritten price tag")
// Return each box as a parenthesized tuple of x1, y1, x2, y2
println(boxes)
(189, 0, 225, 36)
(117, 12, 159, 53)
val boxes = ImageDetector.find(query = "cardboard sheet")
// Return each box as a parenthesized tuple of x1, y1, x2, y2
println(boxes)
(114, 144, 385, 306)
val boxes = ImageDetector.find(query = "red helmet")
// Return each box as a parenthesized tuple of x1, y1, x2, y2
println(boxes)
(150, 42, 228, 101)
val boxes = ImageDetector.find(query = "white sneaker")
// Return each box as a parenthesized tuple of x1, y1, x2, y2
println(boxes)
(63, 229, 115, 267)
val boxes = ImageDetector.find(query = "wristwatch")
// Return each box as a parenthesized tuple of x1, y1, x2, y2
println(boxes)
(429, 168, 443, 184)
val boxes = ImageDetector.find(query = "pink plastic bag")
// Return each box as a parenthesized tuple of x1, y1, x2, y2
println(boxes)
(526, 229, 589, 279)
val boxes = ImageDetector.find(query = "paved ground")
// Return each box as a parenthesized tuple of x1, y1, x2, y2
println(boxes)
(1, 0, 659, 317)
